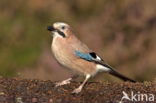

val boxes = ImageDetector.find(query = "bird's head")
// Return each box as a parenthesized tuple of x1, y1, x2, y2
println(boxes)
(47, 22, 72, 38)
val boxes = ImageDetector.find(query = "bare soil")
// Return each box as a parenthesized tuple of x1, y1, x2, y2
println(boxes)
(0, 78, 155, 103)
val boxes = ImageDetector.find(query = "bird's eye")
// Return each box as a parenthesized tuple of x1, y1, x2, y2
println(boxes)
(61, 26, 66, 30)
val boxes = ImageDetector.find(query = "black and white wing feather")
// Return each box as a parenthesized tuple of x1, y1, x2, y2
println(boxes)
(74, 50, 136, 82)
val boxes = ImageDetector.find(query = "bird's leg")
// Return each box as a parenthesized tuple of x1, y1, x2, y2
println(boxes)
(72, 74, 91, 94)
(55, 75, 79, 87)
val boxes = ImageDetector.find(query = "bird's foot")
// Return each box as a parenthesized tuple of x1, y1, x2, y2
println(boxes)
(72, 86, 82, 94)
(55, 78, 72, 87)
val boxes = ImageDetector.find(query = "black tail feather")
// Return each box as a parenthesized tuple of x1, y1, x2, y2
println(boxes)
(99, 63, 136, 82)
(94, 61, 136, 82)
(109, 69, 136, 83)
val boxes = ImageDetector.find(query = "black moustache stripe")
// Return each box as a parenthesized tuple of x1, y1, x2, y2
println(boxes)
(57, 30, 66, 38)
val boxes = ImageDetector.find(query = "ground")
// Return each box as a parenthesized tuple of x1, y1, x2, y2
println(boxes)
(0, 78, 155, 103)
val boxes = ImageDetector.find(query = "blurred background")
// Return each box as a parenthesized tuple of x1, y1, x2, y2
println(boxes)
(0, 0, 156, 82)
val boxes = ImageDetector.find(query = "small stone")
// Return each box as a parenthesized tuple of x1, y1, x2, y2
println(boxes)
(49, 98, 53, 103)
(16, 97, 23, 103)
(0, 92, 5, 95)
(32, 97, 38, 102)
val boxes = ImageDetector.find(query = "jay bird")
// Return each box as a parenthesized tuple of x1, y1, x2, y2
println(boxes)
(47, 22, 136, 94)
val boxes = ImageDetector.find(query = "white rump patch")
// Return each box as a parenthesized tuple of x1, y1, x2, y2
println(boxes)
(96, 64, 110, 72)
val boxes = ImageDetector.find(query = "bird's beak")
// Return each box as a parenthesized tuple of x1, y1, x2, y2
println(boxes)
(47, 26, 55, 31)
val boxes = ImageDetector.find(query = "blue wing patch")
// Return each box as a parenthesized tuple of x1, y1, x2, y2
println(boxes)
(74, 50, 93, 61)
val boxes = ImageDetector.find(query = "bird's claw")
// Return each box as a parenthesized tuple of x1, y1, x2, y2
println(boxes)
(72, 87, 82, 94)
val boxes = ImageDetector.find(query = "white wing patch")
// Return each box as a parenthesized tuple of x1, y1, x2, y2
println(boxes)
(89, 52, 102, 61)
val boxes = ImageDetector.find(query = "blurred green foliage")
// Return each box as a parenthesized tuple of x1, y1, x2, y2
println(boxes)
(0, 0, 47, 76)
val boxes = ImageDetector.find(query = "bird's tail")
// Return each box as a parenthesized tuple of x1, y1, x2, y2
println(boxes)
(109, 69, 136, 83)
(99, 63, 136, 83)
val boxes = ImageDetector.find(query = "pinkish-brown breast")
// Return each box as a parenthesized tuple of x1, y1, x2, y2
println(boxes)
(51, 35, 97, 75)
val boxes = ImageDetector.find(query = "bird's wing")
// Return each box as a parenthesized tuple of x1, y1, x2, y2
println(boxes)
(74, 50, 104, 63)
(74, 50, 136, 82)
(74, 50, 113, 69)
